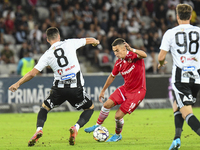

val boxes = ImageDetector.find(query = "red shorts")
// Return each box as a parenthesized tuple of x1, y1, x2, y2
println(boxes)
(109, 86, 146, 114)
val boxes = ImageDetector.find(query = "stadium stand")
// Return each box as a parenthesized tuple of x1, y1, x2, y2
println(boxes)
(0, 0, 200, 76)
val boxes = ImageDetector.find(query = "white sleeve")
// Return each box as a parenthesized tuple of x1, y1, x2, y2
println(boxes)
(34, 54, 48, 72)
(65, 38, 86, 50)
(159, 30, 171, 52)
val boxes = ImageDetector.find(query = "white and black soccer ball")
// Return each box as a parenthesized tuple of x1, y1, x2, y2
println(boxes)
(93, 126, 109, 142)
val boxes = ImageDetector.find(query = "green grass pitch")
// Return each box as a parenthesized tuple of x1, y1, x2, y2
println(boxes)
(0, 108, 200, 150)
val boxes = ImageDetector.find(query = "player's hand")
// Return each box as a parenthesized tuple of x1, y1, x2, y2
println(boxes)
(9, 83, 19, 92)
(124, 42, 131, 51)
(99, 91, 105, 103)
(92, 40, 100, 46)
(158, 61, 167, 69)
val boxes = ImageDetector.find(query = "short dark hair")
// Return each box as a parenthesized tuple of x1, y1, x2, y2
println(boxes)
(176, 4, 192, 20)
(111, 38, 125, 46)
(46, 27, 60, 41)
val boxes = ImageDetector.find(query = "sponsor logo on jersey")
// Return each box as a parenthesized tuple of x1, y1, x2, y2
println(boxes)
(57, 69, 63, 75)
(121, 64, 135, 75)
(182, 66, 195, 71)
(187, 57, 197, 61)
(61, 73, 75, 80)
(182, 72, 199, 79)
(65, 65, 75, 71)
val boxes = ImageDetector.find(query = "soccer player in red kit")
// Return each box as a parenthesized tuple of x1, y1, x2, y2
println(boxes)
(84, 38, 147, 142)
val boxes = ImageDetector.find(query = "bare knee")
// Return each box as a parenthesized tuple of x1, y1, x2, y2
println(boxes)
(42, 103, 50, 111)
(89, 104, 94, 109)
(103, 99, 115, 109)
(115, 114, 122, 120)
(84, 104, 94, 110)
(180, 105, 193, 120)
(115, 109, 126, 120)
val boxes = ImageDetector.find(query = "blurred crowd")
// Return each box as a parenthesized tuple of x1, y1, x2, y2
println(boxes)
(0, 0, 200, 74)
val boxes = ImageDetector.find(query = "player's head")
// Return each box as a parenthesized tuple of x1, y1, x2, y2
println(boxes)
(46, 27, 60, 44)
(176, 4, 192, 22)
(112, 38, 127, 59)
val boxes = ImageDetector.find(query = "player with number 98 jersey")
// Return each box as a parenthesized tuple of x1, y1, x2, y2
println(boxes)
(160, 24, 200, 84)
(158, 4, 200, 150)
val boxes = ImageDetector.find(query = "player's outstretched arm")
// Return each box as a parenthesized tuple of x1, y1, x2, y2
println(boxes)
(9, 68, 40, 92)
(85, 38, 100, 46)
(124, 42, 147, 59)
(99, 74, 115, 103)
(158, 49, 168, 69)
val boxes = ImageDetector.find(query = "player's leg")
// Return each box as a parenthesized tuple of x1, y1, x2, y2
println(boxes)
(107, 88, 146, 142)
(180, 105, 200, 136)
(28, 87, 65, 146)
(115, 109, 125, 135)
(169, 101, 183, 150)
(169, 83, 200, 150)
(106, 108, 125, 142)
(67, 87, 94, 145)
(84, 87, 125, 133)
(175, 83, 200, 135)
(97, 99, 115, 125)
(84, 99, 115, 133)
(69, 104, 94, 145)
(28, 102, 50, 146)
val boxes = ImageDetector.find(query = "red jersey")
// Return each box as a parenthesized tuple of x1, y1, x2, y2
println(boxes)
(112, 51, 146, 92)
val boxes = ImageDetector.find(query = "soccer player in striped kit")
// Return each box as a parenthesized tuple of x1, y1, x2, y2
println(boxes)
(9, 27, 99, 146)
(158, 4, 200, 150)
(84, 38, 147, 142)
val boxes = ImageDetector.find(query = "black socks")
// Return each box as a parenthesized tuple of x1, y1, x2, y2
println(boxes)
(77, 109, 94, 128)
(186, 113, 200, 136)
(174, 111, 184, 140)
(37, 107, 48, 128)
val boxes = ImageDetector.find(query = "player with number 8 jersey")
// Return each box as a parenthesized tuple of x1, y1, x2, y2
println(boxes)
(9, 27, 100, 146)
(158, 4, 200, 150)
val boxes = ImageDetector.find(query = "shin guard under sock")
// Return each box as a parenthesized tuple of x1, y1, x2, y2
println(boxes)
(115, 118, 124, 135)
(77, 109, 94, 128)
(37, 107, 48, 128)
(174, 111, 184, 140)
(97, 106, 110, 125)
(186, 113, 200, 136)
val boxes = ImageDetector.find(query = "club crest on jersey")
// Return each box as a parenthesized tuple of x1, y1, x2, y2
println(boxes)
(180, 56, 186, 63)
(57, 69, 63, 75)
(128, 58, 132, 63)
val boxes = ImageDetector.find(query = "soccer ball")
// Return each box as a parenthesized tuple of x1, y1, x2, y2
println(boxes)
(93, 126, 109, 142)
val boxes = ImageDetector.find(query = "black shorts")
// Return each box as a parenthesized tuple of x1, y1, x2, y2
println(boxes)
(172, 82, 200, 108)
(44, 85, 92, 110)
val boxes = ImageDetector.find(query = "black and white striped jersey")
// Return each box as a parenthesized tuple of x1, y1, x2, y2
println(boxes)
(160, 24, 200, 84)
(34, 38, 86, 88)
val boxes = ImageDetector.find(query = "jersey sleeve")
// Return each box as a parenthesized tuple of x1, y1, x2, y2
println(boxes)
(112, 61, 120, 76)
(159, 29, 171, 52)
(65, 38, 86, 50)
(34, 53, 48, 72)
